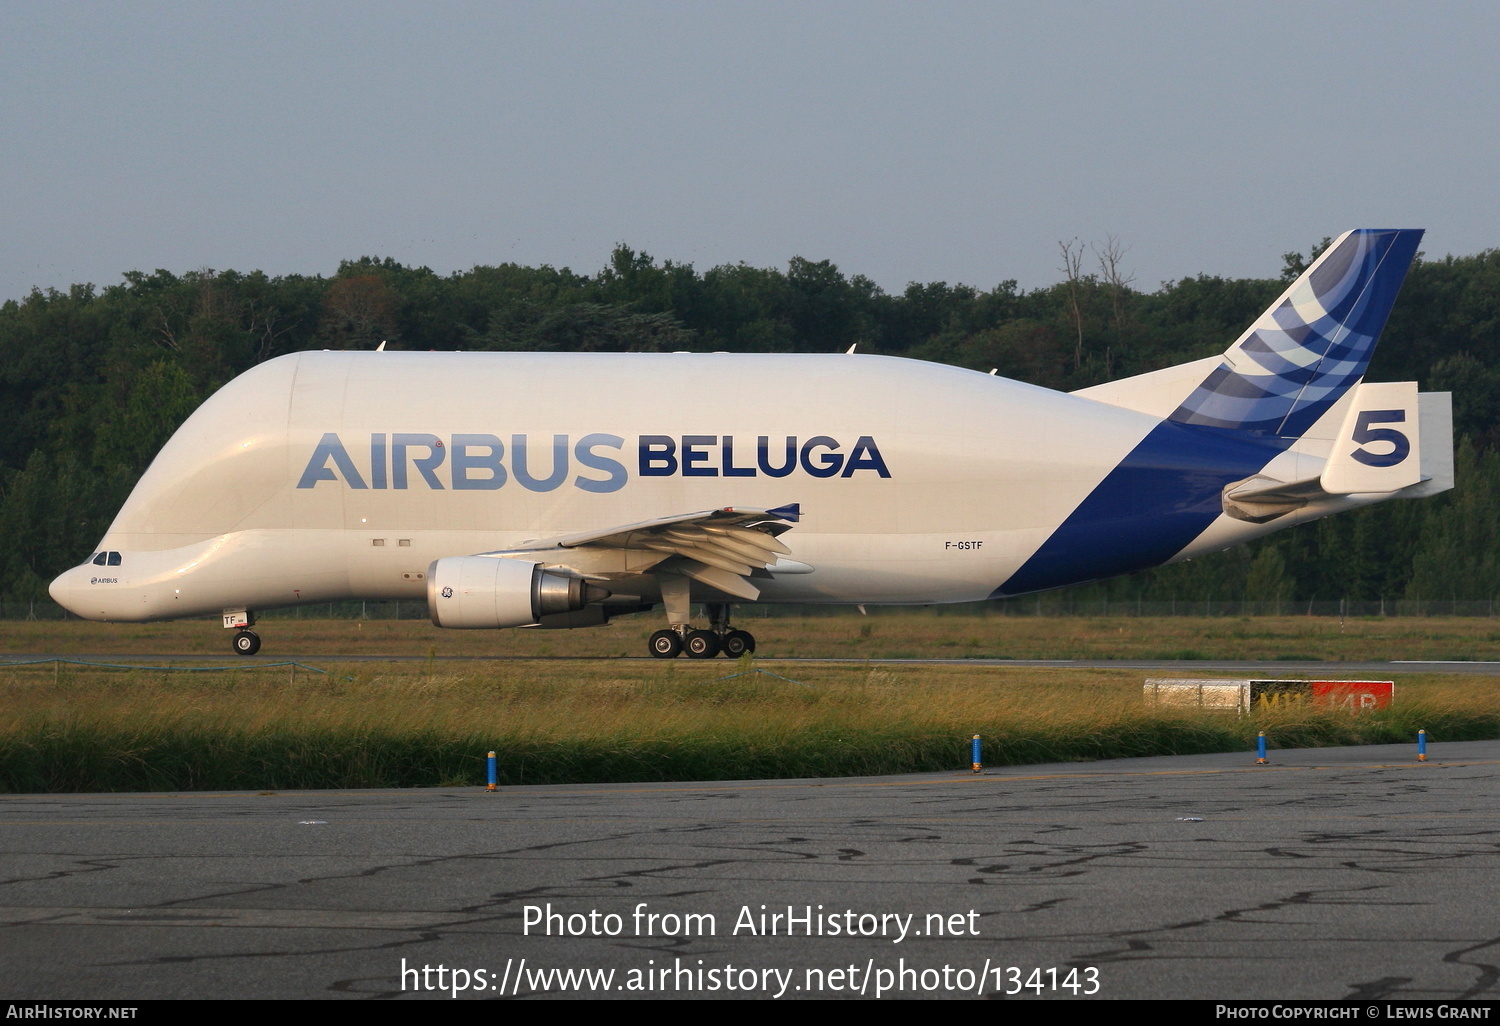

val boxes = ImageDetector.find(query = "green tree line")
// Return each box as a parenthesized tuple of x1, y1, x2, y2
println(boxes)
(3, 241, 1498, 607)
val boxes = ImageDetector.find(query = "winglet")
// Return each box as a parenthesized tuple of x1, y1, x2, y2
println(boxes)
(767, 503, 801, 522)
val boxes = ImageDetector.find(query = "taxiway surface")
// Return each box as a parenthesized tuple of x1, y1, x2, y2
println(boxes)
(2, 740, 1498, 1000)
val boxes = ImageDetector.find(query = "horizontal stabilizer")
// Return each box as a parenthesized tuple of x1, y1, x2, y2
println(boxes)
(1223, 383, 1447, 522)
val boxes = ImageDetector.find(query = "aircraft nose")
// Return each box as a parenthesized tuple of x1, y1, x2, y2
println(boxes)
(48, 567, 80, 614)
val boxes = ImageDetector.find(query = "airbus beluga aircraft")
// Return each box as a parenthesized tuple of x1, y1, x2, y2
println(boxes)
(50, 229, 1451, 658)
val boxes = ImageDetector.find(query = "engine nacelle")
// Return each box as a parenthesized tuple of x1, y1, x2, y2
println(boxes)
(427, 556, 609, 629)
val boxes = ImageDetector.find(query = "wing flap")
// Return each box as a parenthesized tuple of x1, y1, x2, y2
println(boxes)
(676, 560, 762, 601)
(701, 524, 793, 554)
(498, 506, 801, 598)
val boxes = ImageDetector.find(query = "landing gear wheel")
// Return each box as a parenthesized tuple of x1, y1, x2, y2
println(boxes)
(232, 630, 261, 656)
(684, 629, 720, 659)
(648, 630, 683, 659)
(720, 630, 756, 657)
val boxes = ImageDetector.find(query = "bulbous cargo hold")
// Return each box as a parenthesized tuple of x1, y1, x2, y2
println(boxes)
(48, 229, 1452, 658)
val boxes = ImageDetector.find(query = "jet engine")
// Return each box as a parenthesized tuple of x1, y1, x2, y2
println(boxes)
(427, 556, 609, 629)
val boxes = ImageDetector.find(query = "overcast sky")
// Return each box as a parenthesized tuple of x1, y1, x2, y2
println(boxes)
(3, 1, 1496, 303)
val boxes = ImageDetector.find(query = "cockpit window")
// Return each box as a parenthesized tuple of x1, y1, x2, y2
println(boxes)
(107, 552, 122, 566)
(90, 551, 122, 566)
(91, 552, 106, 566)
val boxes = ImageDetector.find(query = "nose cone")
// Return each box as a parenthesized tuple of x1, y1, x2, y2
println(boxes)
(49, 566, 82, 615)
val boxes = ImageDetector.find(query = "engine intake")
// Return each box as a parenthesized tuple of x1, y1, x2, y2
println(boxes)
(427, 556, 609, 629)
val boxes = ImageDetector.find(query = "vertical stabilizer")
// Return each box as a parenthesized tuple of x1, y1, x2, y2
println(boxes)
(1169, 229, 1423, 438)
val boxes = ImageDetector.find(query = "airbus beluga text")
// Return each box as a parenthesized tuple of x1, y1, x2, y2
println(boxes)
(50, 230, 1451, 658)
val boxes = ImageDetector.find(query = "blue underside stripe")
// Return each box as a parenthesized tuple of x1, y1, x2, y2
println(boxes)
(993, 421, 1292, 596)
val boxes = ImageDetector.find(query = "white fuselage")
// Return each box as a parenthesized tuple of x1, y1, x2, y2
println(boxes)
(50, 350, 1395, 623)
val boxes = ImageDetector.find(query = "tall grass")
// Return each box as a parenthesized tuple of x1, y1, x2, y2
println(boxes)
(2, 661, 1494, 792)
(10, 613, 1500, 661)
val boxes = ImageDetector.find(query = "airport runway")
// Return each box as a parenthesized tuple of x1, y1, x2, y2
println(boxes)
(2, 741, 1498, 1000)
(7, 653, 1500, 675)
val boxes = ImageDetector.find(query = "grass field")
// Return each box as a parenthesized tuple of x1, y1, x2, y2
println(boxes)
(7, 610, 1500, 661)
(2, 613, 1497, 792)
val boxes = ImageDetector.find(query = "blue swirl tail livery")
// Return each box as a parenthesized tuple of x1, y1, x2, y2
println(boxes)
(49, 231, 1452, 657)
(1001, 229, 1443, 597)
(1170, 229, 1423, 437)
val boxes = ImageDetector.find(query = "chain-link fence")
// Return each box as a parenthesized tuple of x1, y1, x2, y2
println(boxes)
(753, 598, 1500, 618)
(1, 600, 429, 621)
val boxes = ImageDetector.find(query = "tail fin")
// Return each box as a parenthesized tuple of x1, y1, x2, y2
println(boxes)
(1169, 229, 1423, 438)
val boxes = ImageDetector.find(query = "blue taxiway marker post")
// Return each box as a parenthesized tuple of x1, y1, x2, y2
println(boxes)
(1417, 729, 1427, 762)
(971, 735, 983, 774)
(1256, 731, 1269, 764)
(486, 751, 498, 792)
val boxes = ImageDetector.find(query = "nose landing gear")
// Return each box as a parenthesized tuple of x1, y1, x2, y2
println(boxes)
(224, 609, 260, 656)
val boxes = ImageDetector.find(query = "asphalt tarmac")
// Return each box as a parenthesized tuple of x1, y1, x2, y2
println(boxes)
(2, 740, 1497, 1001)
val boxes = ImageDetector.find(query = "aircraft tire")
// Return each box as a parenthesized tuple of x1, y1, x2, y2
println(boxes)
(233, 630, 261, 656)
(721, 630, 755, 657)
(684, 630, 720, 659)
(648, 630, 682, 659)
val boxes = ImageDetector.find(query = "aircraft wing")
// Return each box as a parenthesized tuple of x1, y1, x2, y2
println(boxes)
(508, 505, 802, 601)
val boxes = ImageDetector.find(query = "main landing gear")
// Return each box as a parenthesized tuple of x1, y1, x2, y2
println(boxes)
(648, 602, 756, 659)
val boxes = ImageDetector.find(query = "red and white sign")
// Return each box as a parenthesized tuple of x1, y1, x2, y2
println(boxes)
(1310, 680, 1395, 711)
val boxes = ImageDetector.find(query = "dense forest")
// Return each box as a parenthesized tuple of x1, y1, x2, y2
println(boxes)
(3, 238, 1498, 610)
